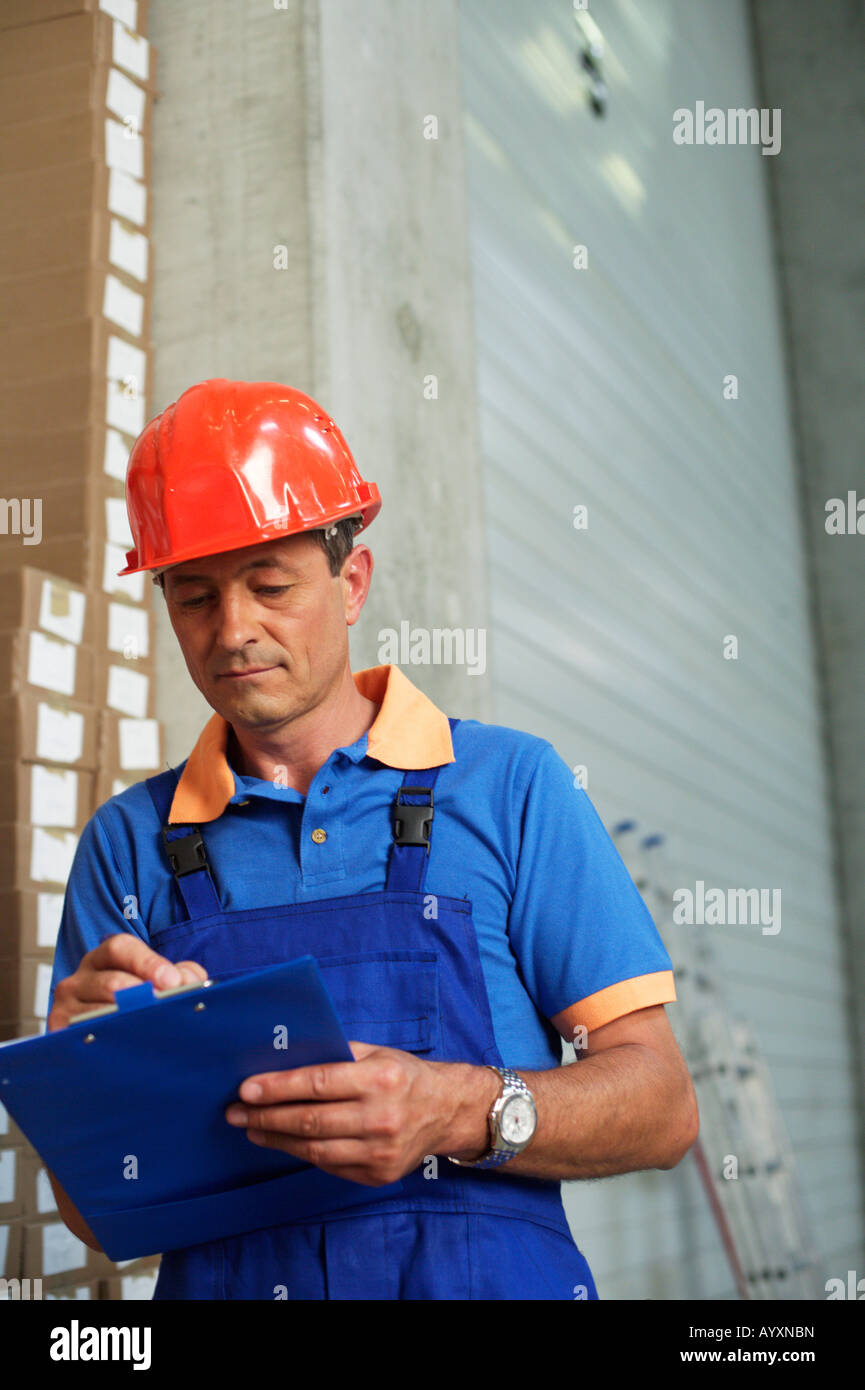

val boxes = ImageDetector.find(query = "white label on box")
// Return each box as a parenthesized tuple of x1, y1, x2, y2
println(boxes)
(106, 378, 145, 439)
(42, 1222, 87, 1279)
(105, 66, 147, 134)
(108, 217, 148, 284)
(38, 581, 85, 646)
(118, 718, 159, 770)
(108, 601, 149, 659)
(103, 542, 145, 601)
(30, 828, 78, 886)
(34, 962, 53, 1020)
(108, 168, 147, 227)
(103, 273, 144, 338)
(37, 1168, 58, 1216)
(120, 1270, 159, 1299)
(104, 426, 132, 483)
(104, 115, 144, 181)
(37, 892, 65, 949)
(112, 19, 150, 82)
(35, 703, 84, 765)
(0, 1149, 15, 1205)
(31, 765, 79, 828)
(107, 334, 146, 393)
(106, 497, 133, 549)
(100, 0, 138, 28)
(107, 665, 149, 717)
(27, 632, 76, 697)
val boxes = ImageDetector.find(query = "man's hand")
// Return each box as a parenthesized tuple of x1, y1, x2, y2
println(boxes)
(224, 1042, 499, 1187)
(47, 933, 208, 1031)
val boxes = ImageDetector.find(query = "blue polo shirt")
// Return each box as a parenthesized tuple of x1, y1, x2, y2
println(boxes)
(48, 664, 675, 1068)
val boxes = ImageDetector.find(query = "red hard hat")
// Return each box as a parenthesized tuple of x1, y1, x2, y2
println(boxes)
(118, 379, 381, 576)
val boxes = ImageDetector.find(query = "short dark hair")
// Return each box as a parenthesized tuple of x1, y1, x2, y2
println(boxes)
(152, 516, 361, 590)
(310, 515, 362, 577)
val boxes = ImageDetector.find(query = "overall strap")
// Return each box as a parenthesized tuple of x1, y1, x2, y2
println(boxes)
(146, 767, 222, 920)
(386, 716, 460, 894)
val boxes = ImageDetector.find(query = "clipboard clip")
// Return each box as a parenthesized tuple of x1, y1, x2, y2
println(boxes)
(69, 978, 213, 1025)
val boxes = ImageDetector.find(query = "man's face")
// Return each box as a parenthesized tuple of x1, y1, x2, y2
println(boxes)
(161, 533, 372, 731)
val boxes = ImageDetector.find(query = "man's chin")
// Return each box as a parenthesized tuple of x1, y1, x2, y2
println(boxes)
(208, 684, 290, 726)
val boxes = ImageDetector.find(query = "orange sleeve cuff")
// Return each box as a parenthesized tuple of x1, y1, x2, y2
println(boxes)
(562, 970, 677, 1032)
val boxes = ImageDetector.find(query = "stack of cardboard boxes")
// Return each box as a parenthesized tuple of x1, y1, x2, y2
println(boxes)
(0, 0, 162, 1300)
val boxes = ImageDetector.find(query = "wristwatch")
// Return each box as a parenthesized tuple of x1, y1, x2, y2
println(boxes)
(447, 1066, 538, 1170)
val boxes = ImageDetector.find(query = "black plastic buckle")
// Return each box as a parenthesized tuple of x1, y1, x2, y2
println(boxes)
(393, 787, 434, 854)
(162, 826, 208, 877)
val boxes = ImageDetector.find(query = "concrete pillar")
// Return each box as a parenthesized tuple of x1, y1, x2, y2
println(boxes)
(149, 0, 489, 764)
(749, 0, 865, 1224)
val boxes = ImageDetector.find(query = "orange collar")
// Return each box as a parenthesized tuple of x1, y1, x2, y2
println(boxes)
(168, 663, 454, 823)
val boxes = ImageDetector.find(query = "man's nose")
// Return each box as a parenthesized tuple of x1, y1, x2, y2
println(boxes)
(213, 590, 261, 651)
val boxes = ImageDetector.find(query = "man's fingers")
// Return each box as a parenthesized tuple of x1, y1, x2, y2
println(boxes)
(87, 934, 186, 988)
(242, 1131, 401, 1184)
(237, 1057, 376, 1105)
(70, 969, 147, 1006)
(226, 1101, 372, 1139)
(87, 936, 207, 989)
(172, 960, 209, 985)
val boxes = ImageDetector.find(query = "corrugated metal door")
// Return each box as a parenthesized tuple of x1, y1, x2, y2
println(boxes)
(459, 0, 856, 1297)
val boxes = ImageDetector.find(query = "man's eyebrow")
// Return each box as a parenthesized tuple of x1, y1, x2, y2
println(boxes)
(168, 557, 304, 588)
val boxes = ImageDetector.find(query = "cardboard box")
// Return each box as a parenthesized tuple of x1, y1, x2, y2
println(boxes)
(0, 372, 106, 436)
(0, 1100, 27, 1149)
(93, 593, 152, 663)
(0, 1145, 23, 1221)
(0, 421, 137, 493)
(1, 1218, 23, 1277)
(0, 631, 95, 704)
(0, 532, 147, 603)
(0, 159, 148, 232)
(45, 1278, 100, 1299)
(0, 206, 150, 286)
(93, 650, 154, 719)
(0, 0, 149, 37)
(93, 769, 138, 808)
(0, 316, 150, 388)
(3, 1017, 45, 1040)
(0, 763, 95, 832)
(0, 366, 149, 442)
(0, 60, 153, 140)
(0, 692, 99, 769)
(0, 824, 80, 893)
(19, 1150, 59, 1219)
(99, 1262, 160, 1300)
(0, 890, 66, 959)
(98, 709, 163, 776)
(0, 111, 151, 195)
(28, 480, 130, 559)
(0, 958, 57, 1026)
(0, 14, 155, 93)
(0, 567, 91, 646)
(22, 1218, 90, 1285)
(0, 261, 151, 344)
(85, 1245, 133, 1281)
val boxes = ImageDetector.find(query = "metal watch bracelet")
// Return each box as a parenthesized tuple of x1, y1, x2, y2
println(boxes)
(446, 1065, 535, 1169)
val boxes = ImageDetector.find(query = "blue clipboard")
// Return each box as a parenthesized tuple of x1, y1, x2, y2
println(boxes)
(0, 955, 404, 1261)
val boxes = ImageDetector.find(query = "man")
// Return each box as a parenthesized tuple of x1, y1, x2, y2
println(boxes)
(47, 379, 698, 1301)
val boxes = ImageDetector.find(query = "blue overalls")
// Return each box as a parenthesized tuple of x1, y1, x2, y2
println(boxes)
(144, 717, 599, 1300)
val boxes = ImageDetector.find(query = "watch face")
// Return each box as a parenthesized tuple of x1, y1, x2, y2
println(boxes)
(500, 1094, 536, 1146)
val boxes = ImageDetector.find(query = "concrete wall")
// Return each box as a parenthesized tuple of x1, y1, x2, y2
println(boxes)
(750, 0, 865, 1271)
(149, 0, 490, 765)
